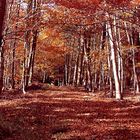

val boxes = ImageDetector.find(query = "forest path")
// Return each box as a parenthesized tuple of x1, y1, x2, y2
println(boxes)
(0, 85, 140, 139)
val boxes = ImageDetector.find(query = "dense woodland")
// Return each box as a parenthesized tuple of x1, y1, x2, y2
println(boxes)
(0, 0, 140, 99)
(0, 0, 140, 139)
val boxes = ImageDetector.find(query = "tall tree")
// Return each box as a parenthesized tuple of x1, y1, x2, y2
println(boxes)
(22, 0, 41, 93)
(0, 0, 7, 93)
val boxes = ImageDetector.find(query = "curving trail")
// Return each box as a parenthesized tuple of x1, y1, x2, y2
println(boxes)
(0, 85, 140, 140)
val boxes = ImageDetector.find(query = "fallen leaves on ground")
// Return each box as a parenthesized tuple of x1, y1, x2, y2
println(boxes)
(0, 85, 140, 140)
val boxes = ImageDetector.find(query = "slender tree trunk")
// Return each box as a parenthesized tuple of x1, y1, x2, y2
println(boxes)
(68, 54, 72, 84)
(43, 71, 46, 83)
(132, 49, 139, 94)
(74, 50, 80, 86)
(68, 53, 74, 85)
(108, 47, 113, 97)
(0, 0, 7, 93)
(107, 17, 122, 100)
(29, 30, 38, 84)
(22, 0, 32, 93)
(64, 54, 68, 85)
(84, 36, 92, 91)
(22, 0, 40, 93)
(22, 29, 31, 93)
(117, 22, 124, 94)
(73, 62, 76, 85)
(79, 35, 84, 85)
(11, 3, 20, 89)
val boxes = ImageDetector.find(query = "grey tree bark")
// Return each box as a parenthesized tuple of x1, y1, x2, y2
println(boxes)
(0, 0, 7, 93)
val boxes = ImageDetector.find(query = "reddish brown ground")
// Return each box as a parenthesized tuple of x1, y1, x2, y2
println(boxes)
(0, 85, 140, 140)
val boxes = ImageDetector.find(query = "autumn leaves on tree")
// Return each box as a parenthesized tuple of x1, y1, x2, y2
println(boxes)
(0, 0, 140, 100)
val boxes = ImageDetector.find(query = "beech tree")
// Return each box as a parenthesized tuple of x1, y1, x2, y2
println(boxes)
(21, 0, 42, 93)
(0, 0, 7, 94)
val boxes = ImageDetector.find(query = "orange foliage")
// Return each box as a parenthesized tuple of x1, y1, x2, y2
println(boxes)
(54, 0, 133, 10)
(54, 0, 99, 10)
(35, 26, 69, 75)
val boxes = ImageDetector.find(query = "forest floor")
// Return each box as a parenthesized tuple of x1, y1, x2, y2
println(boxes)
(0, 84, 140, 140)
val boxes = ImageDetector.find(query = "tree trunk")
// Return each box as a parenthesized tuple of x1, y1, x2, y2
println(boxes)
(29, 30, 38, 84)
(0, 0, 7, 93)
(107, 18, 122, 100)
(22, 0, 39, 93)
(11, 2, 20, 89)
(79, 35, 84, 85)
(84, 36, 92, 92)
(132, 49, 139, 94)
(64, 55, 68, 85)
(74, 50, 80, 86)
(108, 49, 113, 97)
